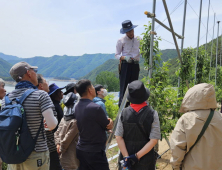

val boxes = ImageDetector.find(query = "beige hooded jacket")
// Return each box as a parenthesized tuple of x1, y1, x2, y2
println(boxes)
(170, 83, 222, 170)
(54, 118, 79, 170)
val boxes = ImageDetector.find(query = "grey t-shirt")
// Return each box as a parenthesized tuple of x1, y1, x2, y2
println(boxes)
(115, 110, 161, 140)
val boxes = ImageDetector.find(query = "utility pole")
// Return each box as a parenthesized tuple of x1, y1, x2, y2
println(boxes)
(209, 13, 216, 80)
(194, 0, 203, 84)
(148, 0, 156, 82)
(178, 0, 187, 90)
(205, 0, 210, 57)
(215, 21, 220, 87)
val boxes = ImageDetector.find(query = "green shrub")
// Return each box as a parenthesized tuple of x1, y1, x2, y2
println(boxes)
(104, 94, 119, 121)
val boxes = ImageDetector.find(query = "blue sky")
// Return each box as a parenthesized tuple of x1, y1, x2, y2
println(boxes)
(0, 0, 221, 58)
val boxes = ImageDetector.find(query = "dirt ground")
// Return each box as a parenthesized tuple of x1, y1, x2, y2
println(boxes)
(156, 139, 172, 170)
(108, 138, 172, 170)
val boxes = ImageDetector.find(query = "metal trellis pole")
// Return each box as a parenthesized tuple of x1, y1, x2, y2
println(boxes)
(209, 13, 216, 81)
(221, 34, 222, 66)
(194, 0, 203, 84)
(162, 0, 182, 63)
(215, 21, 220, 87)
(148, 0, 156, 83)
(220, 33, 222, 66)
(178, 0, 187, 91)
(205, 0, 210, 57)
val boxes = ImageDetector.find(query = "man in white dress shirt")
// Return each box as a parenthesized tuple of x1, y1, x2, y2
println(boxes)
(115, 20, 141, 107)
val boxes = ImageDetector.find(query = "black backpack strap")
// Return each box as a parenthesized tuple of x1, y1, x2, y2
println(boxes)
(186, 109, 214, 154)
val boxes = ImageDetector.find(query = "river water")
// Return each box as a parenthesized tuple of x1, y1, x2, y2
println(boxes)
(4, 79, 76, 93)
(4, 79, 119, 101)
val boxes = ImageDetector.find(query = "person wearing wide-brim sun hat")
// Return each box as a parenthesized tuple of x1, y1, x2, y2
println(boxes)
(115, 80, 161, 170)
(115, 20, 141, 107)
(48, 83, 65, 126)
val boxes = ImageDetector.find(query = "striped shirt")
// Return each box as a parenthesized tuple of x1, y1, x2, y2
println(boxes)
(45, 108, 57, 153)
(2, 88, 54, 152)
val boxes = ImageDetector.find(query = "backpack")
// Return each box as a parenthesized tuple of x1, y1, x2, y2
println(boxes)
(0, 89, 44, 164)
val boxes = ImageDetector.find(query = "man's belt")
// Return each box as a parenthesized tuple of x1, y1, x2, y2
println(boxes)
(121, 60, 139, 64)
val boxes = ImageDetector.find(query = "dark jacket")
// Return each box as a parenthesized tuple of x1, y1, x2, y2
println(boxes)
(119, 106, 156, 170)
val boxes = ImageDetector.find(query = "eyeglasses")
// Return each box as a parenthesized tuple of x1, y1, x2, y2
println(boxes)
(27, 68, 38, 73)
(32, 68, 38, 73)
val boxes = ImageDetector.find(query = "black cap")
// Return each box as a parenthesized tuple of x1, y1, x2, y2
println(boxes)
(64, 83, 76, 95)
(127, 80, 150, 104)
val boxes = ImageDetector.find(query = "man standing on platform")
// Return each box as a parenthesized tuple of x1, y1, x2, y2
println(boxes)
(115, 20, 141, 107)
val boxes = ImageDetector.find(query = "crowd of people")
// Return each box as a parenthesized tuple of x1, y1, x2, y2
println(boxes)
(0, 19, 221, 170)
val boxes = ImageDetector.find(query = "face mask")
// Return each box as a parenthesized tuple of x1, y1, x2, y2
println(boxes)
(101, 89, 108, 97)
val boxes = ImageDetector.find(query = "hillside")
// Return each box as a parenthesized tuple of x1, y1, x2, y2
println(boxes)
(83, 49, 178, 81)
(0, 49, 178, 80)
(0, 58, 12, 77)
(0, 53, 19, 61)
(7, 53, 115, 79)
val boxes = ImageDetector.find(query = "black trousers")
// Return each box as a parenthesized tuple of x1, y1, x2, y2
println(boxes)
(76, 149, 109, 170)
(50, 151, 63, 170)
(118, 62, 140, 107)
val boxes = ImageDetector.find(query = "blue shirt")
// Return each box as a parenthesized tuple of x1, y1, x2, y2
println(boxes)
(93, 97, 108, 117)
(74, 99, 109, 152)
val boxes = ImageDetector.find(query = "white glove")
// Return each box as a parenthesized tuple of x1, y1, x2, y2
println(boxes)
(124, 56, 131, 62)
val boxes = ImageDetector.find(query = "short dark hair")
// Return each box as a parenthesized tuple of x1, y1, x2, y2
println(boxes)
(94, 84, 104, 96)
(76, 79, 92, 97)
(37, 74, 44, 84)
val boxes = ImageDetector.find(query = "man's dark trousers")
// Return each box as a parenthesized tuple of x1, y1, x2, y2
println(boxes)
(118, 62, 139, 107)
(76, 149, 109, 170)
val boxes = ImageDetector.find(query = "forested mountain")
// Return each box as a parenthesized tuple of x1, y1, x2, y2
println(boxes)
(83, 49, 178, 81)
(7, 53, 114, 79)
(0, 49, 177, 80)
(0, 58, 12, 77)
(0, 53, 19, 61)
(4, 43, 219, 83)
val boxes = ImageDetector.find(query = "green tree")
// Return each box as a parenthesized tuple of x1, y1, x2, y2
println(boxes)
(95, 71, 119, 92)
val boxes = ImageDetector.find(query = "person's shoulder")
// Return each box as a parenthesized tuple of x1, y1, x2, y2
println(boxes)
(135, 36, 141, 42)
(135, 35, 141, 39)
(33, 89, 48, 95)
(88, 101, 101, 108)
(92, 97, 101, 102)
(117, 36, 126, 43)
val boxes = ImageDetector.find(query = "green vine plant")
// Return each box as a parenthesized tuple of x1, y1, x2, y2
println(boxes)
(140, 21, 162, 69)
(176, 47, 195, 98)
(139, 23, 221, 139)
(140, 23, 179, 139)
(196, 46, 210, 84)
